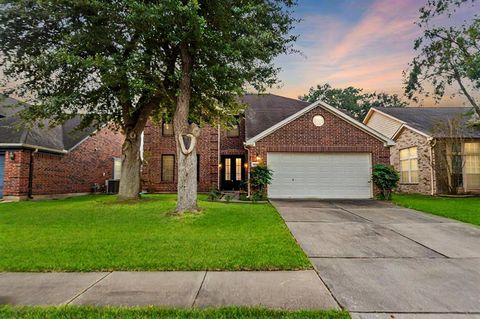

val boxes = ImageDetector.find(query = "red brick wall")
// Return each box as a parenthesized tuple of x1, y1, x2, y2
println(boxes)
(220, 119, 246, 156)
(248, 106, 391, 194)
(3, 150, 31, 198)
(142, 122, 220, 193)
(141, 107, 390, 194)
(2, 128, 122, 198)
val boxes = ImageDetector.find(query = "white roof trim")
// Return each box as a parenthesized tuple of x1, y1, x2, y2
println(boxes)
(0, 143, 67, 154)
(392, 124, 431, 140)
(364, 107, 405, 126)
(365, 107, 431, 140)
(245, 100, 395, 146)
(67, 131, 97, 152)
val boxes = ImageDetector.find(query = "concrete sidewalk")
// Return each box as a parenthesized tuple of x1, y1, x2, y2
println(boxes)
(0, 270, 339, 310)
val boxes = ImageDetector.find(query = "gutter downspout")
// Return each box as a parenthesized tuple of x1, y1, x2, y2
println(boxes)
(27, 149, 38, 199)
(428, 137, 437, 196)
(243, 143, 251, 198)
(217, 123, 221, 190)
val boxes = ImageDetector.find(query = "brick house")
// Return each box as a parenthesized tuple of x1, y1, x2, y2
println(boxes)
(364, 107, 480, 195)
(0, 97, 123, 201)
(142, 94, 393, 199)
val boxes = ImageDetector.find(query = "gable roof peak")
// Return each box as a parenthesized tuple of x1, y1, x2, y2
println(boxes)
(370, 106, 480, 138)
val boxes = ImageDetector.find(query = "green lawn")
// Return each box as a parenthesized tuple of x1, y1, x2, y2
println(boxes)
(0, 194, 310, 271)
(392, 194, 480, 226)
(0, 306, 349, 319)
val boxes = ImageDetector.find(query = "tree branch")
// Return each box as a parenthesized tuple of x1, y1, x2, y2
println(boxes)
(446, 57, 480, 116)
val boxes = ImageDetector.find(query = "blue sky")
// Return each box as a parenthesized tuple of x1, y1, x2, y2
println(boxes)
(269, 0, 477, 106)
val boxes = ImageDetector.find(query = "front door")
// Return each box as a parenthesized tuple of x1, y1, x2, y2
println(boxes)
(221, 155, 245, 190)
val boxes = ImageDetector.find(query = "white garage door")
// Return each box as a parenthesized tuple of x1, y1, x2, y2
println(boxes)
(267, 152, 372, 199)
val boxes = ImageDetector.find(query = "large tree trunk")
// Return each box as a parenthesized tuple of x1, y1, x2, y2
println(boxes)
(174, 43, 199, 213)
(118, 130, 142, 201)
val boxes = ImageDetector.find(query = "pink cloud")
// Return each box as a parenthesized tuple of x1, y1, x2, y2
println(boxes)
(328, 0, 420, 63)
(270, 0, 476, 107)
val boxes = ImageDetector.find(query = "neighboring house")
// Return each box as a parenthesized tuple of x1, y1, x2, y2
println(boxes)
(364, 107, 480, 195)
(142, 94, 393, 199)
(0, 97, 123, 201)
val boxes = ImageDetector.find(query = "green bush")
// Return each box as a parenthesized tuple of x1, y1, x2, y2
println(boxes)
(207, 187, 222, 201)
(239, 192, 249, 201)
(372, 164, 400, 200)
(251, 190, 267, 202)
(250, 164, 273, 197)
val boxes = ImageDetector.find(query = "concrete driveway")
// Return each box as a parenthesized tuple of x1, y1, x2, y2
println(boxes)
(271, 199, 480, 319)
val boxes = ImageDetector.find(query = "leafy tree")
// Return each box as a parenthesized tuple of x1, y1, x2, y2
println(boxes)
(431, 115, 471, 194)
(300, 83, 407, 121)
(0, 1, 176, 200)
(166, 0, 298, 212)
(404, 0, 480, 119)
(372, 164, 400, 200)
(0, 0, 298, 210)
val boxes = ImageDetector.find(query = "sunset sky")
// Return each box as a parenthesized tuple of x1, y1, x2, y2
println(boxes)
(269, 0, 477, 107)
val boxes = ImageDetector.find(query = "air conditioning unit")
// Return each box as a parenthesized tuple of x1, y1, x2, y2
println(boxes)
(106, 179, 120, 194)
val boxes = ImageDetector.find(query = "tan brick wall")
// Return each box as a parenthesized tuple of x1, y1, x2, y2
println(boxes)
(390, 128, 434, 195)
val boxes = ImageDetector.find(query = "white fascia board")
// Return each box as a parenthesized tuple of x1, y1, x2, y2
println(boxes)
(392, 124, 431, 140)
(363, 108, 376, 124)
(366, 107, 406, 126)
(0, 143, 67, 154)
(366, 108, 431, 140)
(67, 135, 93, 152)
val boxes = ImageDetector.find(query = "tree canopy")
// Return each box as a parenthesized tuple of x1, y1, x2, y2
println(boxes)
(404, 0, 480, 118)
(300, 83, 407, 121)
(0, 0, 299, 201)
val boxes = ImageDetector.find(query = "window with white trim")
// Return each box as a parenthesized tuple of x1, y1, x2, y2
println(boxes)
(162, 123, 174, 136)
(235, 158, 242, 181)
(113, 158, 122, 180)
(225, 158, 231, 180)
(450, 143, 463, 188)
(400, 147, 418, 183)
(162, 155, 175, 182)
(465, 142, 480, 189)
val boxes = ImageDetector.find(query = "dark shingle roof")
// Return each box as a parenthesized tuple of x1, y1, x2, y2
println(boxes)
(243, 94, 310, 139)
(375, 107, 480, 138)
(0, 97, 96, 152)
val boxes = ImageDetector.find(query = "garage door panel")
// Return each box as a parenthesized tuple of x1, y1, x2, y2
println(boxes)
(267, 152, 371, 199)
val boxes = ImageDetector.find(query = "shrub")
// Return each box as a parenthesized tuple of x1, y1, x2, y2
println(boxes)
(250, 164, 273, 197)
(224, 194, 233, 203)
(207, 187, 222, 201)
(251, 190, 266, 202)
(372, 164, 400, 200)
